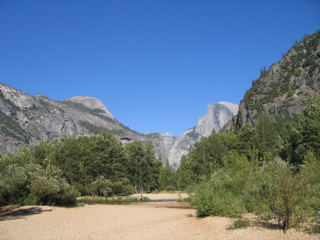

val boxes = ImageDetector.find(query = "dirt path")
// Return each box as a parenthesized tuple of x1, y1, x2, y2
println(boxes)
(0, 194, 319, 240)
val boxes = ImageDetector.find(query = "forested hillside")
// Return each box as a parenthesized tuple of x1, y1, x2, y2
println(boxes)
(227, 30, 320, 130)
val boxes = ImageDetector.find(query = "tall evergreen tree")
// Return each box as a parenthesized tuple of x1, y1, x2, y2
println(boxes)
(256, 114, 278, 161)
(124, 141, 146, 193)
(289, 96, 320, 164)
(177, 155, 195, 189)
(237, 123, 259, 161)
(143, 141, 162, 192)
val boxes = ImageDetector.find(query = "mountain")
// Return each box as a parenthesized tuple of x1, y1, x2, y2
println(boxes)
(196, 102, 238, 136)
(0, 83, 147, 154)
(66, 96, 114, 119)
(225, 30, 320, 131)
(0, 83, 237, 170)
(161, 102, 238, 170)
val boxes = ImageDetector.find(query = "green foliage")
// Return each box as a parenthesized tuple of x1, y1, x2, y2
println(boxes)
(0, 149, 80, 206)
(166, 185, 176, 192)
(260, 65, 268, 77)
(0, 132, 161, 206)
(237, 123, 259, 160)
(299, 96, 320, 156)
(189, 154, 319, 231)
(258, 158, 315, 232)
(0, 164, 28, 205)
(79, 120, 109, 134)
(90, 176, 113, 196)
(217, 132, 239, 151)
(301, 152, 320, 218)
(158, 167, 178, 191)
(27, 164, 79, 205)
(185, 131, 227, 179)
(190, 174, 246, 217)
(256, 114, 278, 161)
(183, 96, 320, 231)
(287, 96, 320, 164)
(177, 155, 195, 190)
(112, 178, 133, 195)
(124, 141, 161, 193)
(229, 219, 250, 230)
(190, 153, 255, 217)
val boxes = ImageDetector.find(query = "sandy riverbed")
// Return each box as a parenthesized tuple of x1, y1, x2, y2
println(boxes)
(0, 194, 319, 240)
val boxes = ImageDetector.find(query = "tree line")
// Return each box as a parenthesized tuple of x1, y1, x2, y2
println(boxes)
(0, 132, 162, 206)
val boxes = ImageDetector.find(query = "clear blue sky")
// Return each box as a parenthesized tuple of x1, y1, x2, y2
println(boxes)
(1, 0, 319, 136)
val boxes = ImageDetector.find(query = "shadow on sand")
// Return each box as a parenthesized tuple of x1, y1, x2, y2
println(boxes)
(0, 206, 52, 221)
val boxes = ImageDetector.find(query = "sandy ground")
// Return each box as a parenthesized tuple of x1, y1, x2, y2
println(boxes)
(1, 194, 319, 240)
(130, 193, 189, 201)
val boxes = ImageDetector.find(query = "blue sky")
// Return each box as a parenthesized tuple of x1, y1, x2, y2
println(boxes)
(1, 0, 319, 136)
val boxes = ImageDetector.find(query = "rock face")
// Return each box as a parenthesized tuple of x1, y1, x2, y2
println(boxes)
(228, 30, 320, 130)
(196, 102, 239, 136)
(0, 83, 146, 155)
(66, 96, 114, 119)
(160, 102, 239, 171)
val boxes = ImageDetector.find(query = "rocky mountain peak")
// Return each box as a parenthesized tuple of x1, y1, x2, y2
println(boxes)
(195, 102, 239, 136)
(0, 83, 39, 109)
(65, 96, 114, 119)
(162, 102, 238, 170)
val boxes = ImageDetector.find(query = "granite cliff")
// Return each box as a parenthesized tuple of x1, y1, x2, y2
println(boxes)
(0, 83, 147, 155)
(162, 102, 238, 170)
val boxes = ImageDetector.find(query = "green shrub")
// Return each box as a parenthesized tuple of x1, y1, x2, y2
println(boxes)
(91, 176, 113, 196)
(305, 224, 320, 234)
(58, 187, 80, 206)
(166, 185, 176, 192)
(190, 173, 246, 217)
(257, 157, 316, 232)
(228, 219, 250, 230)
(112, 178, 133, 195)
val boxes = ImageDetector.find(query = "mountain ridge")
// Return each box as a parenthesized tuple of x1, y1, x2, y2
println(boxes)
(230, 30, 320, 130)
(0, 83, 237, 170)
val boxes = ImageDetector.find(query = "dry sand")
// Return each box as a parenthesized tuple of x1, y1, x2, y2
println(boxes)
(1, 193, 319, 240)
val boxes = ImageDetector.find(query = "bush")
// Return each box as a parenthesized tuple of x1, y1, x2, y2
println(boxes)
(0, 164, 28, 205)
(190, 172, 246, 217)
(228, 219, 250, 230)
(0, 162, 80, 206)
(72, 182, 87, 195)
(257, 157, 314, 232)
(58, 187, 80, 206)
(121, 184, 133, 195)
(91, 176, 113, 196)
(112, 178, 133, 195)
(166, 185, 176, 192)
